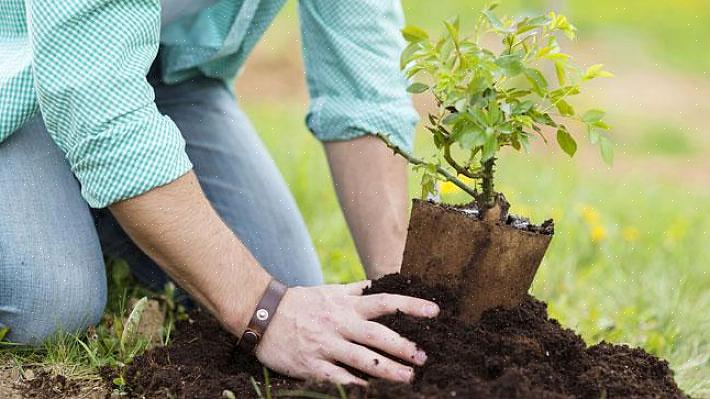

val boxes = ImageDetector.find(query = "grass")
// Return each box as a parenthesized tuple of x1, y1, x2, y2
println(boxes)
(3, 92, 708, 399)
(2, 1, 709, 397)
(247, 100, 710, 396)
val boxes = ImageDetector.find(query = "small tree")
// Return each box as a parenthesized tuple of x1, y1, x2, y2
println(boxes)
(380, 3, 613, 215)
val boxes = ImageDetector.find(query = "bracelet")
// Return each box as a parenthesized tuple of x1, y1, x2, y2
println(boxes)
(237, 279, 287, 354)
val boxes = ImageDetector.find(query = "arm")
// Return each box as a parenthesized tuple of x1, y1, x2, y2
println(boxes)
(325, 136, 409, 278)
(298, 0, 418, 278)
(111, 172, 437, 385)
(109, 172, 271, 336)
(29, 1, 436, 384)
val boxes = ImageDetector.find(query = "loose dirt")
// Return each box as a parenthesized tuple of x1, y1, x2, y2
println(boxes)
(109, 274, 685, 399)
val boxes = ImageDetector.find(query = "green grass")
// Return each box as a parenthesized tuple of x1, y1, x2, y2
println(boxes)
(246, 100, 710, 396)
(274, 0, 710, 75)
(3, 2, 709, 397)
(2, 99, 708, 397)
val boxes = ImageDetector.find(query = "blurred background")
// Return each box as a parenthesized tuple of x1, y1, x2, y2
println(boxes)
(232, 1, 709, 395)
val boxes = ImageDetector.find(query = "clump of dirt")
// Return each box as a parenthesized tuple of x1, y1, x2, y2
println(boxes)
(118, 274, 685, 398)
(18, 370, 100, 399)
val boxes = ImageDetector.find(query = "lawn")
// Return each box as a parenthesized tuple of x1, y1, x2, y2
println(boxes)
(248, 100, 710, 396)
(2, 1, 709, 397)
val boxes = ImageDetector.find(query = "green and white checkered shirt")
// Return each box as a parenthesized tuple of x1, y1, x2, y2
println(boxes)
(0, 0, 418, 208)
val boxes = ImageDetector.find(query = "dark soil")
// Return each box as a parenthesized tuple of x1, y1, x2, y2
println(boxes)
(443, 200, 555, 235)
(114, 274, 685, 399)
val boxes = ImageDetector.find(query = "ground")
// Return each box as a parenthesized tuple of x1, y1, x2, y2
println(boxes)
(1, 1, 709, 398)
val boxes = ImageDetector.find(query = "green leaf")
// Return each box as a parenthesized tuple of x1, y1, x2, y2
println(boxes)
(588, 127, 601, 144)
(495, 54, 524, 76)
(513, 100, 533, 115)
(582, 109, 606, 123)
(527, 15, 553, 27)
(481, 134, 498, 161)
(523, 68, 548, 95)
(555, 99, 575, 116)
(554, 61, 567, 85)
(401, 26, 429, 42)
(421, 172, 437, 199)
(556, 128, 577, 157)
(488, 100, 502, 125)
(442, 112, 461, 125)
(121, 297, 148, 352)
(454, 98, 467, 112)
(400, 42, 421, 69)
(482, 10, 506, 31)
(406, 82, 429, 94)
(583, 64, 614, 80)
(458, 126, 486, 150)
(593, 120, 611, 130)
(530, 111, 557, 127)
(0, 327, 9, 342)
(599, 135, 614, 165)
(444, 17, 460, 41)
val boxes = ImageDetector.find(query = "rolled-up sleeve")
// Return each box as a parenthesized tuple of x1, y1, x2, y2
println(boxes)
(298, 0, 419, 152)
(28, 0, 193, 208)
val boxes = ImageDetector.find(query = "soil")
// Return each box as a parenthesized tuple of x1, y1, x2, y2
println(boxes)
(442, 201, 554, 236)
(102, 274, 685, 399)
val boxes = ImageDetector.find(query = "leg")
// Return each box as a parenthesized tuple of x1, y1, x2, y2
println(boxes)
(0, 116, 107, 344)
(94, 76, 323, 290)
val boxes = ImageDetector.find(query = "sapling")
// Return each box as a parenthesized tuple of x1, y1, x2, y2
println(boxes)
(380, 2, 613, 220)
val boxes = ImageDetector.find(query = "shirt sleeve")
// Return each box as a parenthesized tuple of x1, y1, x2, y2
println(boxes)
(27, 0, 193, 208)
(298, 0, 420, 152)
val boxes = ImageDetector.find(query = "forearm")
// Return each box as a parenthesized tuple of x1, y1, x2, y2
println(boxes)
(325, 135, 409, 279)
(108, 171, 271, 336)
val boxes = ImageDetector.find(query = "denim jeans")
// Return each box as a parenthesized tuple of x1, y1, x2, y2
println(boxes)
(0, 68, 324, 344)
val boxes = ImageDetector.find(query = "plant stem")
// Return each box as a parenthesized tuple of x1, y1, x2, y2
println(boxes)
(376, 133, 478, 199)
(443, 142, 480, 179)
(480, 157, 496, 207)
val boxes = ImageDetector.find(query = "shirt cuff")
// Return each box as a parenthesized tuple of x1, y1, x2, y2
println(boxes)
(306, 97, 420, 153)
(66, 108, 193, 208)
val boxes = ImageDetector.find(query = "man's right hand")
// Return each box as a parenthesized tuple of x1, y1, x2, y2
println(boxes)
(110, 172, 436, 386)
(254, 281, 440, 385)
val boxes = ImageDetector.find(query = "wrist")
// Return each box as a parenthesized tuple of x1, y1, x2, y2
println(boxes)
(218, 267, 272, 337)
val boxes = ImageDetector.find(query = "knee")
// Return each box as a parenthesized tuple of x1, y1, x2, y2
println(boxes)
(0, 258, 107, 345)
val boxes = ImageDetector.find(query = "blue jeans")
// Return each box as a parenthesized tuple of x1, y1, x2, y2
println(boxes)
(0, 69, 323, 344)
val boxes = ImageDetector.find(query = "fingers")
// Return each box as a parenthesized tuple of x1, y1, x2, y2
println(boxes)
(343, 280, 372, 295)
(311, 360, 367, 386)
(332, 342, 415, 383)
(345, 321, 427, 366)
(356, 293, 440, 320)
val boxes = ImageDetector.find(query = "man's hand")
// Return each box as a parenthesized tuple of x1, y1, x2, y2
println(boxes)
(110, 171, 436, 385)
(256, 281, 439, 385)
(325, 136, 410, 279)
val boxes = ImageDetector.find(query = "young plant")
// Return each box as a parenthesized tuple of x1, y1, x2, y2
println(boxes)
(383, 3, 613, 215)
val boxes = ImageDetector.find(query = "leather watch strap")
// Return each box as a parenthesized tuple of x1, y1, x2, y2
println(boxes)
(237, 279, 287, 354)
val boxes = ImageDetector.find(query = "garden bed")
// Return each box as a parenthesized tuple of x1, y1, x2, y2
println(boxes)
(111, 274, 685, 398)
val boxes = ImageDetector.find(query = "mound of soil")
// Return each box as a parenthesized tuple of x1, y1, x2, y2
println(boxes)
(119, 274, 686, 398)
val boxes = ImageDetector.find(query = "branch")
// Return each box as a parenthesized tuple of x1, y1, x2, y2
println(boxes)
(443, 142, 480, 179)
(376, 133, 478, 199)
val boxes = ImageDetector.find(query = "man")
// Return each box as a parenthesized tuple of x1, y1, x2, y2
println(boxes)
(0, 0, 440, 386)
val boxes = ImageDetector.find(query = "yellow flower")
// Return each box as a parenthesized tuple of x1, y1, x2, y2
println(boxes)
(440, 181, 458, 194)
(550, 207, 564, 221)
(665, 219, 688, 243)
(459, 175, 475, 186)
(590, 225, 606, 243)
(580, 205, 600, 225)
(622, 227, 640, 242)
